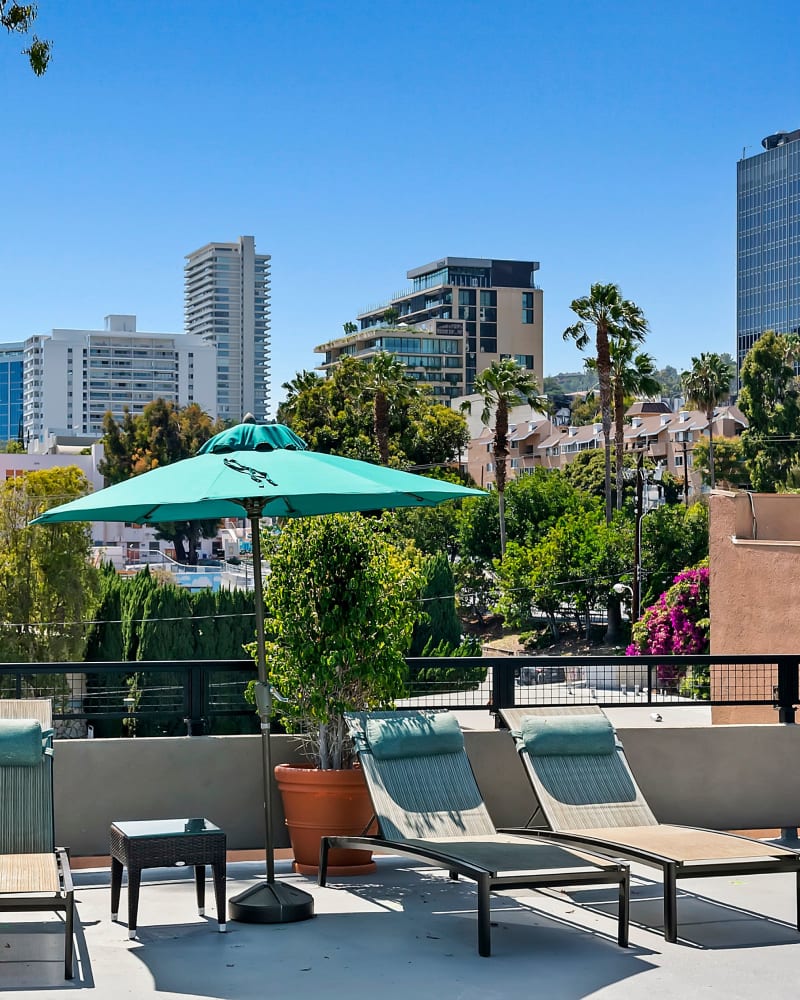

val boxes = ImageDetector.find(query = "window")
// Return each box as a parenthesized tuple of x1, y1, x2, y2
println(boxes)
(522, 291, 534, 324)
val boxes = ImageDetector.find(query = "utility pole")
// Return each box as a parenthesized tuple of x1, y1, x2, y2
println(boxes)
(682, 439, 690, 508)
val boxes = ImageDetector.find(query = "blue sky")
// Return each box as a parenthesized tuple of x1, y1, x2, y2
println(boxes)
(2, 1, 799, 407)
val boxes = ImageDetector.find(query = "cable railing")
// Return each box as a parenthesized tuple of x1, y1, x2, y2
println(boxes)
(0, 654, 796, 736)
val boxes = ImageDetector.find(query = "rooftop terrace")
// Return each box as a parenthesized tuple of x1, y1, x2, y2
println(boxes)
(7, 848, 799, 998)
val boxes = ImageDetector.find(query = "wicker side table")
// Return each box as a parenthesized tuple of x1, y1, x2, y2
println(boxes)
(110, 818, 226, 939)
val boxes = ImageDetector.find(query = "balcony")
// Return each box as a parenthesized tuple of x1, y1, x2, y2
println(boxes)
(4, 658, 800, 991)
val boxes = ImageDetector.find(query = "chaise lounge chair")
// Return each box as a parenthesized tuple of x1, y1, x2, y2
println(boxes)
(499, 707, 800, 943)
(0, 699, 75, 978)
(318, 710, 630, 956)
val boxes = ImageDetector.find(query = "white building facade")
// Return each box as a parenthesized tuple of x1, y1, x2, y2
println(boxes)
(22, 315, 217, 442)
(184, 235, 271, 422)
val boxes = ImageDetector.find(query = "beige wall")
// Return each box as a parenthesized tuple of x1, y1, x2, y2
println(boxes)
(709, 491, 800, 723)
(53, 726, 800, 856)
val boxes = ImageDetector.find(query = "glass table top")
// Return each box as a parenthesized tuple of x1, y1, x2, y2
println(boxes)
(111, 818, 222, 838)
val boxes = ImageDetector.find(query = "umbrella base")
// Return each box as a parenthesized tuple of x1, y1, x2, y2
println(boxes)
(228, 880, 315, 924)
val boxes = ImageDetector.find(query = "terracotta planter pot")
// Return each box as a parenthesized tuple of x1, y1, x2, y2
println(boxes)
(274, 762, 377, 876)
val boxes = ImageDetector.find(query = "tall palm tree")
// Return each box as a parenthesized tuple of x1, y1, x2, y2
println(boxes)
(681, 353, 733, 489)
(590, 338, 661, 509)
(563, 283, 648, 522)
(461, 358, 546, 557)
(363, 352, 420, 464)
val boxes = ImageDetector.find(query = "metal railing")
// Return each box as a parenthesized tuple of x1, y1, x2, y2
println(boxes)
(0, 654, 797, 736)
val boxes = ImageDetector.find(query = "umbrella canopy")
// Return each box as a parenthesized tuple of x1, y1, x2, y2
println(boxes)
(32, 424, 482, 526)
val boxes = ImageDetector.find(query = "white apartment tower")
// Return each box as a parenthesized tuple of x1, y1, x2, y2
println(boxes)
(184, 236, 271, 422)
(22, 315, 217, 442)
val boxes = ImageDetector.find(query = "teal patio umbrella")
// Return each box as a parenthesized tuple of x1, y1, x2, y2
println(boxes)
(32, 420, 484, 923)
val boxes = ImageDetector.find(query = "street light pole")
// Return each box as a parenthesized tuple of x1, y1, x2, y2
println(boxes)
(633, 449, 644, 622)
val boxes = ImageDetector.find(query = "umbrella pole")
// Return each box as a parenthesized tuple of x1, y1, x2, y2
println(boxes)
(227, 512, 314, 925)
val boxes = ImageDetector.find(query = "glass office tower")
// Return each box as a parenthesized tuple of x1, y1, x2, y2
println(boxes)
(737, 129, 800, 372)
(0, 343, 23, 444)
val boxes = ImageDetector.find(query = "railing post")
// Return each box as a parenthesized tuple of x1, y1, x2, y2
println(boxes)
(184, 662, 205, 736)
(774, 657, 798, 725)
(491, 656, 516, 728)
(774, 658, 799, 844)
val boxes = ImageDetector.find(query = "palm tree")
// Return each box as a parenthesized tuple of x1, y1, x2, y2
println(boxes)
(278, 370, 324, 423)
(681, 353, 733, 489)
(363, 352, 420, 464)
(590, 338, 661, 509)
(563, 283, 648, 523)
(461, 358, 546, 557)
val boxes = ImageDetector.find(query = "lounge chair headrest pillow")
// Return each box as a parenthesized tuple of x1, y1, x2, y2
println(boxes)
(521, 715, 615, 757)
(0, 719, 43, 766)
(365, 713, 464, 760)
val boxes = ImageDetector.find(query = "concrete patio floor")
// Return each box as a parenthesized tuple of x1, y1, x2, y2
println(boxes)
(2, 849, 799, 999)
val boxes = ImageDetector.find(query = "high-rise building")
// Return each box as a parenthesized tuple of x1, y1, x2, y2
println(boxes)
(184, 236, 271, 422)
(737, 129, 800, 371)
(315, 256, 543, 400)
(22, 315, 216, 442)
(0, 343, 23, 443)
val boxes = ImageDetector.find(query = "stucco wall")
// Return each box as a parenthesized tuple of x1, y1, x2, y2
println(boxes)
(709, 491, 800, 723)
(53, 727, 800, 856)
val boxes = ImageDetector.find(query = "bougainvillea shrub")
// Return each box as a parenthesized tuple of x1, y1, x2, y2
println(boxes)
(626, 564, 710, 696)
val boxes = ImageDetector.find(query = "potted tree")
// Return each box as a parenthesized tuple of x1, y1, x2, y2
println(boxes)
(250, 512, 422, 875)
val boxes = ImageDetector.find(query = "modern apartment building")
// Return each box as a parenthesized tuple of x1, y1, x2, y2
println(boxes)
(184, 236, 271, 422)
(0, 342, 23, 443)
(22, 315, 216, 442)
(737, 129, 800, 371)
(315, 257, 543, 400)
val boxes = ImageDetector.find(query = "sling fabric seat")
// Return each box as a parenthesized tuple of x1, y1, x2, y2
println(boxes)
(0, 699, 75, 979)
(500, 707, 800, 943)
(318, 710, 630, 957)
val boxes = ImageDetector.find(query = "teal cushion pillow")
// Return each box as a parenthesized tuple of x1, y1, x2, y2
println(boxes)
(365, 712, 464, 760)
(521, 715, 615, 757)
(0, 719, 43, 766)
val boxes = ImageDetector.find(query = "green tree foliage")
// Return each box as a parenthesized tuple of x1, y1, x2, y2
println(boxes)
(0, 467, 99, 667)
(410, 552, 461, 656)
(458, 467, 593, 564)
(655, 365, 682, 398)
(461, 358, 546, 556)
(259, 513, 423, 769)
(563, 283, 649, 523)
(738, 331, 800, 492)
(691, 437, 748, 489)
(681, 352, 733, 489)
(99, 401, 225, 563)
(85, 563, 125, 661)
(639, 502, 709, 607)
(282, 354, 469, 468)
(382, 469, 467, 562)
(569, 391, 601, 426)
(1, 1, 50, 74)
(362, 351, 421, 464)
(495, 509, 633, 638)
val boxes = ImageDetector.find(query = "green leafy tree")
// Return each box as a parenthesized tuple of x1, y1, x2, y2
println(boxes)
(258, 513, 423, 769)
(1, 1, 50, 74)
(563, 283, 648, 522)
(691, 437, 748, 490)
(655, 365, 683, 398)
(738, 331, 800, 492)
(0, 467, 99, 665)
(461, 358, 545, 557)
(276, 370, 324, 425)
(409, 551, 462, 656)
(99, 401, 224, 563)
(639, 501, 709, 607)
(681, 352, 733, 489)
(283, 354, 468, 469)
(569, 390, 601, 426)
